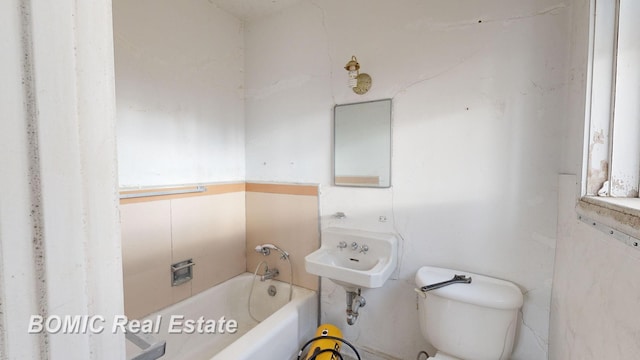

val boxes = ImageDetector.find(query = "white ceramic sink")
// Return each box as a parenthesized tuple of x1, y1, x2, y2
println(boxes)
(305, 227, 398, 289)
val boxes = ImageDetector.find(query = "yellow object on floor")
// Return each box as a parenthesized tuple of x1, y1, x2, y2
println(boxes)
(303, 323, 343, 360)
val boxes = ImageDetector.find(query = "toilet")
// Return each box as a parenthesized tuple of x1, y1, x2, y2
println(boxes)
(414, 266, 523, 360)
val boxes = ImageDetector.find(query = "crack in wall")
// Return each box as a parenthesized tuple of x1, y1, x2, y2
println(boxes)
(308, 0, 335, 105)
(481, 3, 567, 25)
(422, 3, 567, 31)
(392, 3, 567, 98)
(393, 49, 482, 98)
(520, 308, 549, 354)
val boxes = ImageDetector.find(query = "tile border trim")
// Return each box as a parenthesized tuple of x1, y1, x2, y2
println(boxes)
(120, 183, 245, 204)
(119, 182, 319, 204)
(245, 182, 318, 196)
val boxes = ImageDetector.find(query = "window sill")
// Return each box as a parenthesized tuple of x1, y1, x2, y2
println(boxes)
(577, 196, 640, 245)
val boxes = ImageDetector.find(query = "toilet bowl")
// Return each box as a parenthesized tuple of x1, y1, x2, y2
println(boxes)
(415, 266, 523, 360)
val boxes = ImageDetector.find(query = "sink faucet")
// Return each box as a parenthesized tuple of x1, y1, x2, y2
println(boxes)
(260, 266, 279, 281)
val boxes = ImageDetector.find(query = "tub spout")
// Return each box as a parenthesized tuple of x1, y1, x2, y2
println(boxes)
(260, 267, 279, 281)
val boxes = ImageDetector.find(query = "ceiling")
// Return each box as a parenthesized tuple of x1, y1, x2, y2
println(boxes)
(208, 0, 304, 21)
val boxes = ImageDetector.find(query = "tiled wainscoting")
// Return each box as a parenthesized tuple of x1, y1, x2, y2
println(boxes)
(245, 183, 320, 291)
(120, 182, 319, 319)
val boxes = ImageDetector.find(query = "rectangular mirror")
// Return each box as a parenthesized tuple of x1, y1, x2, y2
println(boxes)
(334, 99, 392, 187)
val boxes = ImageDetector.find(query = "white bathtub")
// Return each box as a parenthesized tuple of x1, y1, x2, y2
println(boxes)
(126, 273, 318, 360)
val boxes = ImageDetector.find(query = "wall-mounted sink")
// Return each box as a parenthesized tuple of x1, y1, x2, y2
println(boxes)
(305, 227, 398, 290)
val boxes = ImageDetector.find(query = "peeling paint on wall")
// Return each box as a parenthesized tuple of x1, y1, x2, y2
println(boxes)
(586, 128, 609, 195)
(611, 176, 640, 197)
(587, 159, 608, 194)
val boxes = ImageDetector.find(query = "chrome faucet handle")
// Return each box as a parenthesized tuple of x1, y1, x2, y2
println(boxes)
(337, 241, 347, 249)
(351, 242, 359, 250)
(260, 267, 279, 281)
(359, 245, 369, 254)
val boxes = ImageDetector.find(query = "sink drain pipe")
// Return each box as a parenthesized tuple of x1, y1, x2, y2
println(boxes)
(346, 289, 366, 325)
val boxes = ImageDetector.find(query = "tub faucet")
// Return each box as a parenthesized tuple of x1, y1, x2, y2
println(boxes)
(260, 266, 279, 281)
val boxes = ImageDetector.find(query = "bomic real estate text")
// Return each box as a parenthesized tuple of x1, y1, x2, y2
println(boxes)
(27, 315, 238, 335)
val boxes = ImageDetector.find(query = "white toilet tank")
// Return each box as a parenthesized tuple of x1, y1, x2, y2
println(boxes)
(415, 266, 523, 360)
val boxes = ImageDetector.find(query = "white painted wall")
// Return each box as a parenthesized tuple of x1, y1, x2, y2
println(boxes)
(549, 1, 640, 358)
(245, 1, 570, 358)
(551, 176, 640, 359)
(0, 0, 124, 358)
(113, 0, 245, 187)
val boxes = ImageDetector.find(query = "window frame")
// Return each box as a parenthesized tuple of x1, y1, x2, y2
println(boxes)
(583, 0, 640, 199)
(579, 0, 640, 247)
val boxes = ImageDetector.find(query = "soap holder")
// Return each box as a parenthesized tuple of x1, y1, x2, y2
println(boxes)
(171, 259, 195, 286)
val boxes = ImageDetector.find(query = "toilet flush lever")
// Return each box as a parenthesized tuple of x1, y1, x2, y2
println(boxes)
(418, 274, 472, 293)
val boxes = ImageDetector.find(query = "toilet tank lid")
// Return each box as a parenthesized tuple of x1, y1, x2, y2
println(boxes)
(415, 266, 523, 310)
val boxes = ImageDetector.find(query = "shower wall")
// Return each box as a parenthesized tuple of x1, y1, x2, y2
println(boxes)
(113, 0, 248, 319)
(113, 1, 321, 320)
(113, 0, 245, 187)
(119, 182, 319, 319)
(120, 184, 246, 319)
(245, 183, 320, 291)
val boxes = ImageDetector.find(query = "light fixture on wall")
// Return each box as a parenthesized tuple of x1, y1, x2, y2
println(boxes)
(344, 55, 372, 95)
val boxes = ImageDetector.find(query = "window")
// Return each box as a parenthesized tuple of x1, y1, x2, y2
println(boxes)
(584, 0, 640, 199)
(579, 0, 640, 249)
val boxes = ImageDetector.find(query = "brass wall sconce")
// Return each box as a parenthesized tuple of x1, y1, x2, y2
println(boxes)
(344, 56, 372, 95)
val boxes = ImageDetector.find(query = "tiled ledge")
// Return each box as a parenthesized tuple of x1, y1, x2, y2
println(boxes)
(119, 182, 319, 204)
(119, 182, 245, 204)
(246, 182, 318, 196)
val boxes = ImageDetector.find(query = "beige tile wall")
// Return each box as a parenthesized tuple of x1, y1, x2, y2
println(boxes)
(120, 200, 173, 319)
(171, 192, 246, 295)
(245, 184, 320, 291)
(120, 182, 319, 319)
(120, 186, 246, 319)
